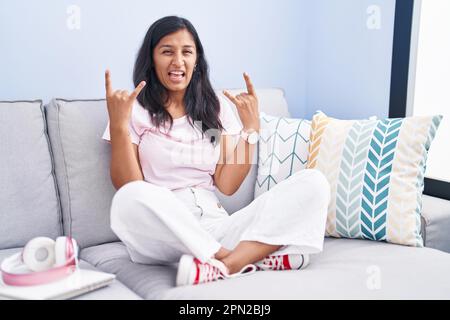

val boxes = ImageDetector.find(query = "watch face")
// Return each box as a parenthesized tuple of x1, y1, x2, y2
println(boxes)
(248, 132, 259, 144)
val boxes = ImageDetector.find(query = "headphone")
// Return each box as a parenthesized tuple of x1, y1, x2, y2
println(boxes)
(0, 236, 78, 286)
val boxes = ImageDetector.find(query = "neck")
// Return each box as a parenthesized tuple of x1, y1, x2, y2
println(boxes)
(167, 90, 185, 107)
(166, 90, 186, 117)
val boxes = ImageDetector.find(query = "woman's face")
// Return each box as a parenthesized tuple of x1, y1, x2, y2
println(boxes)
(153, 28, 197, 97)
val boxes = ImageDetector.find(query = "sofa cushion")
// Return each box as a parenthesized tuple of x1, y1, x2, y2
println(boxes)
(80, 238, 450, 299)
(307, 112, 443, 247)
(222, 88, 290, 118)
(80, 242, 176, 300)
(45, 99, 119, 248)
(254, 112, 311, 199)
(0, 101, 62, 250)
(422, 195, 450, 253)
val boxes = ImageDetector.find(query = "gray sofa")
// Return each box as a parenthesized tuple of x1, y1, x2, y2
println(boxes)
(1, 89, 450, 300)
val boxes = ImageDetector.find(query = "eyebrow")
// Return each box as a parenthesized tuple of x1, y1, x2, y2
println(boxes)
(159, 45, 195, 49)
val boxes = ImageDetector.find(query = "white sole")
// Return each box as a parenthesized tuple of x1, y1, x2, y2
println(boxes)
(301, 254, 310, 269)
(176, 255, 194, 286)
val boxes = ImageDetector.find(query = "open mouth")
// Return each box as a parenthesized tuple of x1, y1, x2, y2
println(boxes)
(168, 71, 185, 82)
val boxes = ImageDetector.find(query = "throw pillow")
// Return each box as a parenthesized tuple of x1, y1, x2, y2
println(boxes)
(254, 112, 311, 198)
(307, 111, 443, 247)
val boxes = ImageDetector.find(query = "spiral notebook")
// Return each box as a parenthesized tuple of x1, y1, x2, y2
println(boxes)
(0, 268, 116, 300)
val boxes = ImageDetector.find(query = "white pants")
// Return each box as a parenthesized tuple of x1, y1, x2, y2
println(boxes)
(110, 169, 330, 265)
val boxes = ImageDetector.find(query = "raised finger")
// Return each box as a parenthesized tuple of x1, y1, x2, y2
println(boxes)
(130, 81, 147, 100)
(223, 90, 240, 106)
(243, 72, 256, 97)
(105, 70, 113, 95)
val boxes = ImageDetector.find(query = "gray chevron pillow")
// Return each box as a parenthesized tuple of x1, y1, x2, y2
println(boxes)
(254, 112, 311, 198)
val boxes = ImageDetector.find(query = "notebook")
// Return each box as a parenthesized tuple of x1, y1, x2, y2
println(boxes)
(0, 268, 116, 300)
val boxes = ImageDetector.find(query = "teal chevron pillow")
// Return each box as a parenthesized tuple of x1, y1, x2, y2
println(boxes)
(307, 112, 443, 247)
(254, 112, 311, 198)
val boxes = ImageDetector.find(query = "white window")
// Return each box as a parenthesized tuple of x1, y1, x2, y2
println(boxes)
(408, 0, 450, 183)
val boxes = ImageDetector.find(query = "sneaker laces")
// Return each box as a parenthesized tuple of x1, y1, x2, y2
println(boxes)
(195, 258, 257, 284)
(257, 255, 290, 270)
(195, 258, 226, 283)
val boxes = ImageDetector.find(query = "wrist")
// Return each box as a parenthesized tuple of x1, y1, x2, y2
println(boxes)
(110, 125, 130, 138)
(240, 128, 259, 145)
(110, 123, 129, 133)
(242, 126, 260, 133)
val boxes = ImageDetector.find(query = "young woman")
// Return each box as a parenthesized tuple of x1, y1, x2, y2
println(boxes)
(102, 16, 330, 286)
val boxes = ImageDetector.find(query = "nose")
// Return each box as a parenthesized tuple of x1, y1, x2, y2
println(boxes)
(171, 52, 184, 68)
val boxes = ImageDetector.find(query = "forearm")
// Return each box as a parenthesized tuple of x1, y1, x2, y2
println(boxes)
(217, 136, 255, 195)
(110, 127, 144, 190)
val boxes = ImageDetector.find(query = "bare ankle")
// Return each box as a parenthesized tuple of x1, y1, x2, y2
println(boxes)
(220, 258, 240, 275)
(214, 247, 232, 260)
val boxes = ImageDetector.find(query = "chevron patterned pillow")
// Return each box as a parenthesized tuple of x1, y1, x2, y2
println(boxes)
(254, 112, 311, 198)
(307, 111, 443, 247)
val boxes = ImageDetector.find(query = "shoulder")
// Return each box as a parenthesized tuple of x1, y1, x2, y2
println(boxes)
(218, 94, 236, 119)
(217, 93, 242, 135)
(131, 99, 150, 121)
(130, 99, 155, 133)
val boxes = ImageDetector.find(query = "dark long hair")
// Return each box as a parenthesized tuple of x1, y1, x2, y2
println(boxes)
(133, 16, 223, 144)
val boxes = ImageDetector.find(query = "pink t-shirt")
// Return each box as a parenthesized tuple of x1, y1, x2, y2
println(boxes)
(102, 96, 243, 191)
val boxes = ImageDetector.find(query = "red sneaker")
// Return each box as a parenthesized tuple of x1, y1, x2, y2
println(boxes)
(176, 255, 256, 286)
(255, 254, 309, 271)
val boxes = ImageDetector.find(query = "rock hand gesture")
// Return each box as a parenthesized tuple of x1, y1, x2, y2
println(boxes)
(104, 69, 146, 131)
(223, 72, 260, 132)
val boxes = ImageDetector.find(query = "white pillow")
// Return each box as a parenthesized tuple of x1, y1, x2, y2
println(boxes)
(254, 112, 311, 198)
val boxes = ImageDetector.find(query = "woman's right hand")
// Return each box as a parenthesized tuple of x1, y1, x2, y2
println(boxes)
(104, 69, 146, 131)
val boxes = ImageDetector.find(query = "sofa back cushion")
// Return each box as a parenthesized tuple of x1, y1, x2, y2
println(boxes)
(0, 101, 62, 249)
(45, 99, 118, 249)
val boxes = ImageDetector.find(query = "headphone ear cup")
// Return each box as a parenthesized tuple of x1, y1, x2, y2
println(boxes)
(71, 238, 79, 261)
(54, 237, 69, 267)
(55, 237, 78, 267)
(22, 237, 56, 272)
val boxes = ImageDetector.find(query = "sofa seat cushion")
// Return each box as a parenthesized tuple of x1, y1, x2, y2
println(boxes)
(81, 238, 450, 300)
(422, 195, 450, 253)
(0, 247, 141, 300)
(80, 242, 177, 299)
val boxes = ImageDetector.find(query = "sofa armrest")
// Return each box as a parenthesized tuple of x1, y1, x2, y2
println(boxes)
(421, 195, 450, 253)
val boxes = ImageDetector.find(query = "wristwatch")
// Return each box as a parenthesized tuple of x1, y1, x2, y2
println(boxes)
(240, 129, 259, 145)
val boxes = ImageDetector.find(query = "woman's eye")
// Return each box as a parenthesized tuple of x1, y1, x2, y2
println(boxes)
(163, 51, 172, 54)
(184, 51, 192, 54)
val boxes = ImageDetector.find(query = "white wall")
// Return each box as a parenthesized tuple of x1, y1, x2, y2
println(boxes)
(0, 0, 397, 119)
(0, 0, 308, 116)
(304, 0, 395, 120)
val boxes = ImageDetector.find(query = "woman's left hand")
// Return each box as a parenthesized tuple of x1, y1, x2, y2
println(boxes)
(223, 73, 260, 132)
